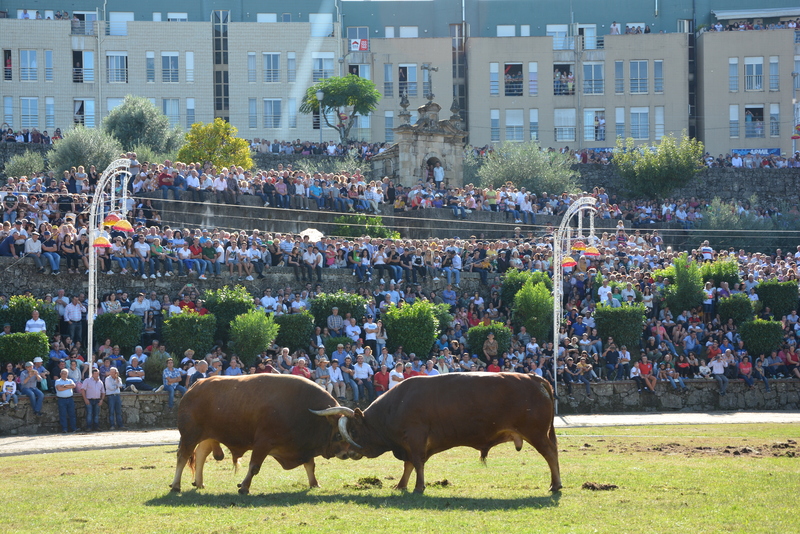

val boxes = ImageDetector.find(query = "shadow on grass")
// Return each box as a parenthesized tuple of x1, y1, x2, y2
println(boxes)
(146, 489, 561, 510)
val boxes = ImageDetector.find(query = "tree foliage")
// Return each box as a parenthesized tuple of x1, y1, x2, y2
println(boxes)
(308, 291, 367, 329)
(177, 118, 253, 170)
(755, 279, 799, 318)
(229, 310, 280, 367)
(163, 311, 216, 359)
(92, 312, 142, 355)
(593, 304, 646, 354)
(466, 322, 513, 362)
(717, 294, 755, 327)
(202, 285, 255, 343)
(501, 269, 552, 310)
(102, 95, 183, 154)
(477, 141, 579, 194)
(0, 332, 49, 365)
(658, 254, 704, 312)
(699, 257, 741, 288)
(49, 125, 122, 174)
(274, 311, 315, 353)
(382, 300, 438, 359)
(739, 319, 784, 358)
(299, 75, 382, 144)
(333, 214, 400, 239)
(696, 196, 800, 252)
(294, 153, 364, 176)
(512, 280, 553, 344)
(613, 132, 704, 199)
(5, 150, 45, 178)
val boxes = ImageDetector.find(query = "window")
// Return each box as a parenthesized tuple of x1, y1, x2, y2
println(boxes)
(384, 64, 393, 97)
(528, 62, 538, 96)
(677, 19, 693, 33)
(20, 50, 37, 81)
(796, 56, 800, 90)
(348, 64, 371, 80)
(385, 26, 395, 38)
(186, 98, 195, 128)
(505, 109, 523, 141)
(263, 99, 281, 128)
(547, 24, 570, 50)
(45, 50, 53, 81)
(654, 60, 663, 93)
(312, 53, 334, 82)
(310, 13, 334, 37)
(152, 12, 161, 22)
(3, 96, 12, 128)
(745, 106, 764, 138)
(521, 25, 531, 37)
(504, 63, 523, 96)
(744, 57, 763, 91)
(106, 52, 128, 83)
(167, 13, 188, 22)
(529, 109, 539, 141)
(108, 12, 133, 36)
(728, 58, 739, 92)
(288, 98, 297, 128)
(583, 109, 605, 141)
(146, 52, 155, 82)
(257, 13, 277, 23)
(630, 107, 649, 139)
(630, 61, 647, 94)
(497, 25, 515, 37)
(72, 51, 94, 83)
(399, 64, 417, 97)
(3, 50, 10, 81)
(353, 113, 370, 130)
(21, 97, 38, 128)
(583, 63, 603, 94)
(347, 27, 369, 40)
(248, 98, 257, 128)
(489, 63, 499, 96)
(45, 97, 54, 129)
(554, 108, 576, 141)
(769, 57, 779, 91)
(281, 13, 291, 22)
(399, 26, 419, 38)
(107, 98, 124, 112)
(185, 52, 194, 82)
(490, 109, 500, 142)
(655, 106, 665, 141)
(770, 104, 779, 136)
(287, 52, 296, 82)
(162, 98, 179, 126)
(247, 53, 256, 82)
(615, 107, 625, 138)
(385, 111, 394, 143)
(615, 61, 623, 94)
(553, 64, 574, 95)
(73, 99, 95, 128)
(162, 52, 179, 83)
(729, 105, 739, 137)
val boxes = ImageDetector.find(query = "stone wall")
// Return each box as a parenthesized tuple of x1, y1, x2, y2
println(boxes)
(3, 379, 798, 435)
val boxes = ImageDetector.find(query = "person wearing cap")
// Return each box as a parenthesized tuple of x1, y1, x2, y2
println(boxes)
(313, 357, 333, 394)
(162, 357, 186, 409)
(0, 322, 12, 337)
(340, 355, 359, 402)
(55, 368, 78, 433)
(422, 359, 440, 376)
(81, 367, 105, 431)
(403, 362, 421, 379)
(40, 230, 61, 274)
(363, 314, 379, 354)
(19, 361, 44, 415)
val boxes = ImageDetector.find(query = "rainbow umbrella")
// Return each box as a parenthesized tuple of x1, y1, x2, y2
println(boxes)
(92, 235, 111, 248)
(562, 257, 577, 268)
(102, 213, 121, 226)
(584, 246, 600, 257)
(112, 219, 134, 232)
(571, 240, 586, 251)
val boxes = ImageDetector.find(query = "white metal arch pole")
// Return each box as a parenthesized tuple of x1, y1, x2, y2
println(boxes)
(86, 159, 130, 371)
(551, 196, 596, 414)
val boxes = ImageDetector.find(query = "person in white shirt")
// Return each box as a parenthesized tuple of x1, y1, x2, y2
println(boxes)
(63, 296, 86, 343)
(328, 360, 346, 399)
(25, 310, 47, 333)
(708, 354, 728, 396)
(24, 232, 46, 272)
(345, 318, 362, 342)
(352, 354, 375, 403)
(363, 315, 379, 353)
(260, 288, 278, 313)
(389, 362, 405, 390)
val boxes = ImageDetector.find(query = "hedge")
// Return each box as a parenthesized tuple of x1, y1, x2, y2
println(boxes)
(512, 280, 553, 344)
(0, 332, 49, 365)
(0, 295, 60, 338)
(324, 336, 354, 357)
(717, 293, 754, 327)
(230, 310, 280, 367)
(383, 300, 438, 359)
(431, 303, 454, 336)
(700, 257, 741, 288)
(466, 322, 513, 362)
(659, 253, 704, 312)
(739, 319, 784, 358)
(754, 279, 799, 318)
(274, 311, 315, 353)
(93, 312, 142, 354)
(163, 311, 217, 359)
(308, 291, 367, 329)
(203, 285, 254, 343)
(501, 269, 552, 309)
(593, 303, 647, 356)
(143, 353, 169, 387)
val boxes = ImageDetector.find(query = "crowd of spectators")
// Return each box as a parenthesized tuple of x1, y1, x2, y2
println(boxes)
(706, 18, 800, 32)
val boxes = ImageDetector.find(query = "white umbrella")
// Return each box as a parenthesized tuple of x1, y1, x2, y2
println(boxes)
(299, 228, 325, 243)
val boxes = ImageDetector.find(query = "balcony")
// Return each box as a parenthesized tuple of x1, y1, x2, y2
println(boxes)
(745, 121, 765, 138)
(72, 67, 94, 83)
(745, 74, 763, 92)
(70, 20, 95, 35)
(504, 79, 523, 96)
(554, 127, 576, 142)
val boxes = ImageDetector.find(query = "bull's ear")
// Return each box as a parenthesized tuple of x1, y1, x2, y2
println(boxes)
(354, 408, 365, 419)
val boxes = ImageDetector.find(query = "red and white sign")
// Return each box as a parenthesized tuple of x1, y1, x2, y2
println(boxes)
(350, 39, 369, 51)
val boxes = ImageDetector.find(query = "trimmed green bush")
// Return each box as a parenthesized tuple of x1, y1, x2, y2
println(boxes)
(699, 257, 741, 288)
(501, 269, 552, 309)
(383, 300, 438, 358)
(324, 336, 354, 357)
(0, 295, 59, 338)
(274, 311, 315, 353)
(466, 322, 513, 362)
(230, 310, 280, 367)
(739, 319, 784, 358)
(0, 332, 49, 365)
(203, 285, 255, 343)
(593, 304, 647, 356)
(512, 280, 553, 344)
(308, 291, 367, 329)
(143, 353, 169, 387)
(755, 279, 799, 318)
(431, 303, 454, 336)
(5, 150, 45, 178)
(717, 293, 755, 327)
(333, 214, 400, 239)
(93, 313, 142, 355)
(163, 311, 216, 359)
(660, 254, 704, 312)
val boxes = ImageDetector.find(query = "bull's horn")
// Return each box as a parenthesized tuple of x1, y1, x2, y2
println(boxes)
(309, 406, 354, 417)
(338, 415, 361, 449)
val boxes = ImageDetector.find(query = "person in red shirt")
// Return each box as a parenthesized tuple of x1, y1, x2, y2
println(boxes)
(638, 355, 657, 391)
(290, 357, 312, 380)
(487, 358, 502, 372)
(706, 342, 722, 361)
(194, 299, 209, 315)
(403, 362, 420, 379)
(373, 364, 390, 396)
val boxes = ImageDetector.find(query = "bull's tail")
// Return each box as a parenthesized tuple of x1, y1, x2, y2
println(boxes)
(187, 451, 196, 475)
(532, 374, 558, 449)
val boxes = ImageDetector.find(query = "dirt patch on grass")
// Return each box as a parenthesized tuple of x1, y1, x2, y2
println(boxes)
(631, 440, 798, 458)
(427, 479, 452, 488)
(582, 482, 618, 491)
(344, 476, 383, 490)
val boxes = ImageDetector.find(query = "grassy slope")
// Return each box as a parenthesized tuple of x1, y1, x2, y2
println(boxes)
(4, 424, 799, 534)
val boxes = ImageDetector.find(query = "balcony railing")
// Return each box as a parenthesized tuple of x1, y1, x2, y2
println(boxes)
(583, 79, 604, 95)
(745, 74, 763, 91)
(745, 121, 765, 138)
(3, 67, 10, 81)
(554, 127, 576, 142)
(70, 20, 95, 35)
(769, 74, 780, 91)
(554, 79, 574, 95)
(312, 68, 333, 82)
(552, 36, 575, 50)
(504, 79, 523, 96)
(399, 81, 417, 97)
(73, 67, 94, 83)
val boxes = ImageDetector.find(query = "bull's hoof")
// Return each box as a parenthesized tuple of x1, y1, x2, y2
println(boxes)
(393, 484, 408, 491)
(412, 488, 426, 494)
(238, 487, 250, 495)
(169, 485, 181, 493)
(550, 483, 563, 492)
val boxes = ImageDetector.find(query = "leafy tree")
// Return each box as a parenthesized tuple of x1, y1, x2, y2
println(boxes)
(466, 322, 513, 362)
(92, 313, 142, 354)
(143, 353, 169, 387)
(382, 300, 438, 359)
(299, 75, 382, 144)
(308, 291, 367, 329)
(740, 319, 784, 358)
(274, 311, 315, 353)
(755, 279, 799, 318)
(229, 310, 280, 367)
(477, 141, 579, 194)
(129, 143, 179, 168)
(501, 269, 552, 310)
(333, 214, 400, 239)
(613, 132, 704, 199)
(49, 125, 122, 174)
(660, 254, 704, 313)
(0, 332, 49, 365)
(163, 311, 216, 359)
(431, 303, 454, 336)
(717, 294, 755, 327)
(5, 150, 45, 178)
(203, 285, 255, 343)
(512, 280, 553, 344)
(102, 95, 183, 153)
(593, 304, 646, 356)
(177, 118, 253, 170)
(699, 257, 741, 288)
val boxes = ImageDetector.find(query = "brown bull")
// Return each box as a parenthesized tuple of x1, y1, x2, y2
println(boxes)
(318, 372, 562, 493)
(170, 374, 354, 494)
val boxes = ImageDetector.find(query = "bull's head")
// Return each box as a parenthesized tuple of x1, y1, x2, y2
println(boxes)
(309, 406, 366, 459)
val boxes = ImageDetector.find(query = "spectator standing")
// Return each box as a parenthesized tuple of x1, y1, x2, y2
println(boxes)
(54, 368, 77, 433)
(104, 366, 124, 429)
(709, 353, 729, 396)
(64, 296, 86, 344)
(81, 368, 105, 431)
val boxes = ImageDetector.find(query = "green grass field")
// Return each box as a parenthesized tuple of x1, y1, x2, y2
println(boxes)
(5, 424, 799, 533)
